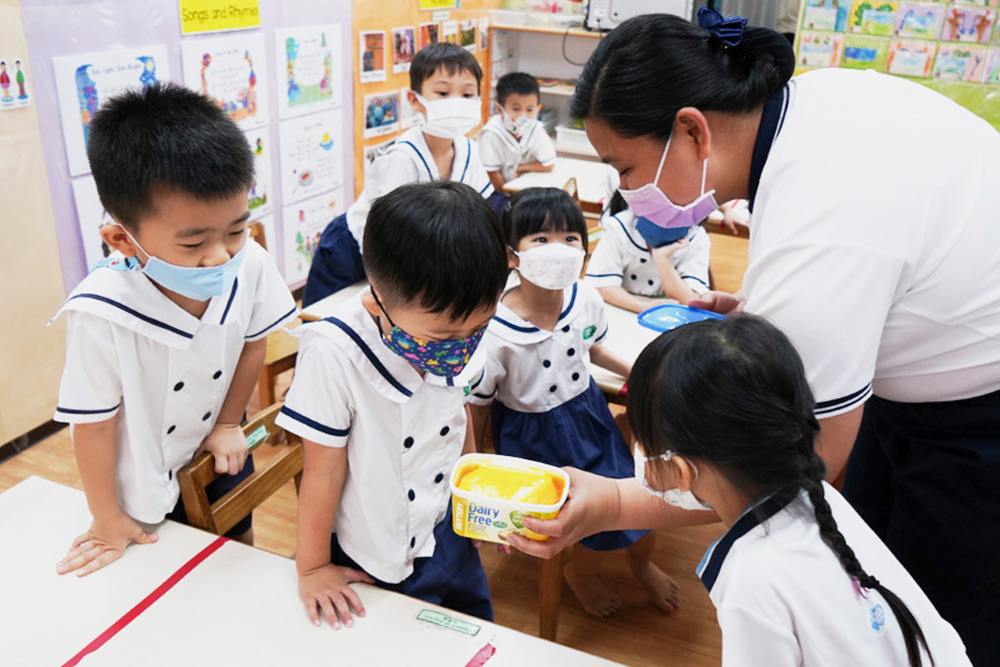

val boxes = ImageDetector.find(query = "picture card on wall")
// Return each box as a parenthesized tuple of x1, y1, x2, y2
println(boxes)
(841, 35, 890, 70)
(941, 7, 994, 44)
(802, 0, 849, 32)
(279, 109, 344, 205)
(0, 57, 31, 110)
(442, 21, 458, 45)
(182, 32, 269, 130)
(393, 27, 416, 74)
(418, 23, 440, 50)
(983, 47, 1000, 82)
(274, 24, 342, 119)
(886, 39, 936, 77)
(71, 175, 112, 272)
(848, 1, 899, 36)
(479, 17, 490, 52)
(54, 45, 170, 176)
(244, 126, 273, 218)
(894, 3, 946, 40)
(360, 31, 387, 83)
(363, 90, 400, 139)
(460, 19, 476, 52)
(282, 188, 344, 285)
(799, 32, 844, 68)
(932, 44, 988, 81)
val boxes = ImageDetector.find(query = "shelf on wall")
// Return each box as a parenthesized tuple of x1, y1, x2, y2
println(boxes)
(492, 22, 602, 39)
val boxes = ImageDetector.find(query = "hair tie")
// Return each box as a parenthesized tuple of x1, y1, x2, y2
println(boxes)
(696, 6, 748, 48)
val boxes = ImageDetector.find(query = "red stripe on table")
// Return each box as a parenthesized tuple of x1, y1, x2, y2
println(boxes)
(61, 536, 228, 667)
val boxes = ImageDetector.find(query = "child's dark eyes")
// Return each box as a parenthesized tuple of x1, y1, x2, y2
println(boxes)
(181, 243, 203, 249)
(532, 236, 548, 243)
(566, 236, 580, 243)
(229, 230, 245, 237)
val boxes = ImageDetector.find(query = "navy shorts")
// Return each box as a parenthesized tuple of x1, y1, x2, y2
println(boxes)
(843, 390, 1000, 666)
(167, 454, 255, 538)
(330, 505, 493, 621)
(302, 213, 366, 308)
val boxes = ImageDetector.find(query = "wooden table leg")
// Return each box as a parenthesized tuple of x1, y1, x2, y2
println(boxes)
(538, 550, 565, 642)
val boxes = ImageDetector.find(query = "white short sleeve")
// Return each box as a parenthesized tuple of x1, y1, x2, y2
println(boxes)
(275, 334, 354, 447)
(716, 602, 802, 667)
(582, 286, 610, 349)
(466, 338, 506, 406)
(478, 130, 505, 174)
(54, 312, 122, 424)
(528, 129, 557, 167)
(584, 229, 626, 289)
(463, 142, 496, 199)
(744, 240, 905, 417)
(244, 244, 298, 341)
(674, 227, 712, 294)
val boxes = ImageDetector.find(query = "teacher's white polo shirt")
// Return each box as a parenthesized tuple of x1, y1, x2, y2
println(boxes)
(697, 483, 971, 666)
(52, 240, 297, 523)
(275, 295, 486, 583)
(744, 68, 1000, 416)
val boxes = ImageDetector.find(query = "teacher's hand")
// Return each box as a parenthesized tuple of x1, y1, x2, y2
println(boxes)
(505, 467, 621, 559)
(688, 290, 746, 315)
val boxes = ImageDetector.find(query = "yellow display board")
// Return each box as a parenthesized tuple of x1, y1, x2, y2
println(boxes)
(352, 0, 500, 196)
(178, 0, 260, 35)
(793, 0, 1000, 129)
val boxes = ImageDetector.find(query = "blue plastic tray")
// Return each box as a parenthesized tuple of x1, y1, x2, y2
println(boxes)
(637, 304, 725, 333)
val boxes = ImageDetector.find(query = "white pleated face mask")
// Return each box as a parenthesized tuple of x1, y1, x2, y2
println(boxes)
(633, 448, 713, 511)
(512, 243, 585, 291)
(415, 93, 482, 139)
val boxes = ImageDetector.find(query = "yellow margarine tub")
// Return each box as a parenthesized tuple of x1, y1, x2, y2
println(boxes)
(451, 454, 569, 543)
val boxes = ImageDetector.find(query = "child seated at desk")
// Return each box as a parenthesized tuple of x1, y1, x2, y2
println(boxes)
(302, 43, 495, 307)
(468, 188, 680, 619)
(52, 83, 297, 576)
(585, 191, 711, 313)
(478, 72, 557, 192)
(278, 182, 508, 628)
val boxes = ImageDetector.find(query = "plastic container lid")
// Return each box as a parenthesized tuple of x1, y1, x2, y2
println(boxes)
(637, 303, 725, 333)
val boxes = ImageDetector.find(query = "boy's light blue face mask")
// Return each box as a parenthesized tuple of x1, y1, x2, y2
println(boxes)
(117, 225, 247, 302)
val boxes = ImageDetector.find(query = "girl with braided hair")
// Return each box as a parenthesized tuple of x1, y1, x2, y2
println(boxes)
(625, 315, 970, 667)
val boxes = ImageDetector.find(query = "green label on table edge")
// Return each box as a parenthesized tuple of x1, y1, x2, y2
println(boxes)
(246, 425, 268, 450)
(417, 609, 481, 636)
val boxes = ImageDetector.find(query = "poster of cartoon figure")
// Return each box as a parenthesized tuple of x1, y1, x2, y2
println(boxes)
(243, 126, 273, 217)
(282, 188, 344, 285)
(182, 32, 269, 130)
(274, 24, 342, 119)
(0, 57, 31, 110)
(71, 175, 113, 271)
(54, 45, 170, 176)
(278, 109, 344, 205)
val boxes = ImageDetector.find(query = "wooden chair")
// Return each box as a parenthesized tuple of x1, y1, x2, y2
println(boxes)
(177, 403, 303, 536)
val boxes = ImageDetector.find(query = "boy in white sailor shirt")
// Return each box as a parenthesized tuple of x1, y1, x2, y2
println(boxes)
(53, 84, 297, 577)
(277, 182, 508, 629)
(585, 191, 711, 313)
(302, 43, 495, 307)
(478, 72, 556, 192)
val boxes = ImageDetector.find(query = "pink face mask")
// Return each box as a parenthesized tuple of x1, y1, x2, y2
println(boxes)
(619, 136, 718, 230)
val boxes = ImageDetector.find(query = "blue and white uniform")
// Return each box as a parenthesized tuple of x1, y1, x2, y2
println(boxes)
(743, 67, 1000, 664)
(478, 114, 557, 183)
(697, 483, 970, 667)
(302, 126, 495, 306)
(468, 282, 645, 551)
(275, 295, 492, 619)
(585, 208, 711, 297)
(52, 240, 297, 525)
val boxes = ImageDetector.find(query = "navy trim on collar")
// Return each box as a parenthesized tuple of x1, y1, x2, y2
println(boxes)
(220, 278, 238, 325)
(279, 405, 350, 437)
(479, 182, 492, 195)
(459, 138, 471, 182)
(585, 272, 624, 279)
(493, 316, 540, 333)
(558, 283, 578, 321)
(246, 306, 297, 339)
(394, 141, 434, 180)
(614, 216, 649, 253)
(748, 86, 790, 213)
(698, 492, 793, 593)
(56, 404, 120, 415)
(67, 293, 194, 339)
(324, 316, 414, 398)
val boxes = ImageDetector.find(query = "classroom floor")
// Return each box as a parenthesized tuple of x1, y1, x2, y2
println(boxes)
(0, 233, 748, 667)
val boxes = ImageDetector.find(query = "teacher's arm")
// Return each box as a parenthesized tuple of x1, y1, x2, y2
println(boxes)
(816, 405, 864, 483)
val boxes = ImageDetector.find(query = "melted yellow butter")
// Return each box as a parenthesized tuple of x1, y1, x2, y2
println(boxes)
(457, 462, 564, 506)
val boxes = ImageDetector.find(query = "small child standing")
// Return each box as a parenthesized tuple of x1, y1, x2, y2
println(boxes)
(628, 315, 971, 666)
(277, 182, 509, 628)
(585, 191, 711, 313)
(468, 188, 680, 618)
(478, 72, 557, 192)
(303, 43, 495, 306)
(53, 83, 297, 576)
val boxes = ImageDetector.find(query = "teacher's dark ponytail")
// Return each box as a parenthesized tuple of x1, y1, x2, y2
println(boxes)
(570, 12, 795, 140)
(627, 316, 933, 667)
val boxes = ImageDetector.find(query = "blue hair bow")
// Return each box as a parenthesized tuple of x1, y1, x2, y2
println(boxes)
(697, 6, 748, 48)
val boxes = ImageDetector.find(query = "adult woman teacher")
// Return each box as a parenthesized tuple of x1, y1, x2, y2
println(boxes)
(506, 9, 1000, 664)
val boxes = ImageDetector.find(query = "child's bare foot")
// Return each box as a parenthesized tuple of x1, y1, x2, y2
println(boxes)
(563, 561, 622, 617)
(631, 561, 680, 613)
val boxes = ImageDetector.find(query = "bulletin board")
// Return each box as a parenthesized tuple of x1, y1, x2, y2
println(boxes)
(20, 0, 355, 291)
(352, 0, 501, 196)
(793, 0, 1000, 130)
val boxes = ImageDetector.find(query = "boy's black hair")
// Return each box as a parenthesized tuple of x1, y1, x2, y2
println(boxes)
(501, 187, 588, 250)
(363, 181, 507, 320)
(409, 43, 483, 95)
(87, 82, 254, 231)
(627, 316, 934, 667)
(496, 72, 540, 106)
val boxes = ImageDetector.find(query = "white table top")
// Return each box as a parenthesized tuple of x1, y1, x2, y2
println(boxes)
(0, 477, 620, 666)
(503, 157, 611, 207)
